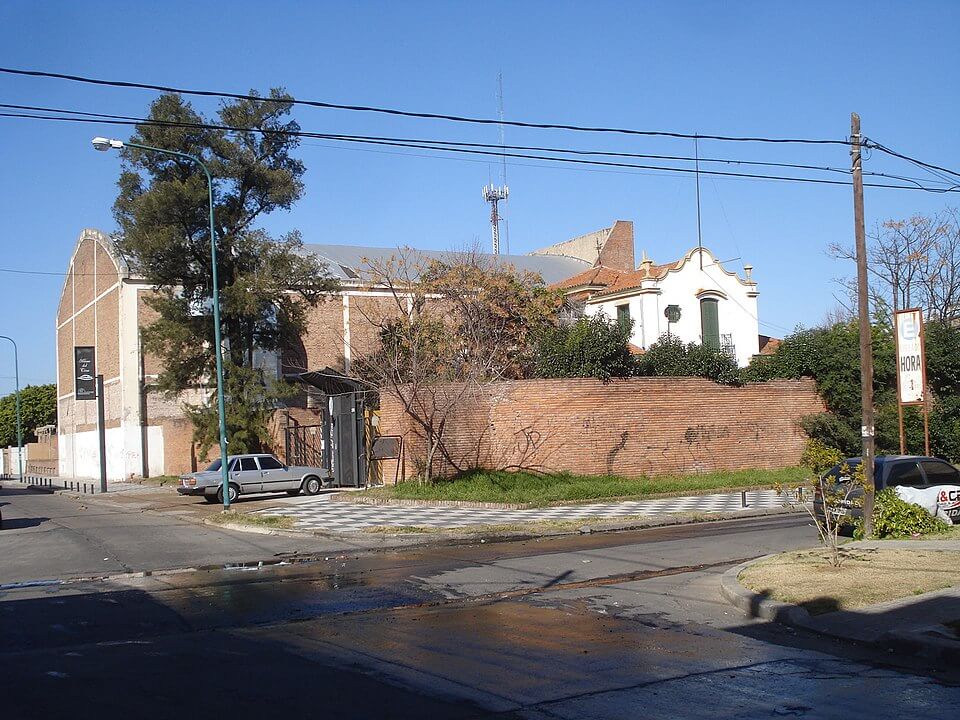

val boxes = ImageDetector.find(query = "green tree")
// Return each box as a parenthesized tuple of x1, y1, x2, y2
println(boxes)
(0, 384, 56, 446)
(355, 250, 561, 482)
(534, 313, 636, 382)
(748, 319, 960, 461)
(113, 92, 339, 453)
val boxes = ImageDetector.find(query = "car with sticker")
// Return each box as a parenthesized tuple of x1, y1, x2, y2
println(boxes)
(813, 455, 960, 527)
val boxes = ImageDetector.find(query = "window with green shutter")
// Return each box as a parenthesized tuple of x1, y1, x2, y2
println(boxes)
(700, 298, 720, 349)
(616, 303, 631, 327)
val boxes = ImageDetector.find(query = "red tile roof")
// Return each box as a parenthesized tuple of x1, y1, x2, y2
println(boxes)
(552, 265, 624, 291)
(758, 336, 782, 355)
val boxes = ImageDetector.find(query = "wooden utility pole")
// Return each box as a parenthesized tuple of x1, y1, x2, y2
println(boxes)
(851, 113, 875, 537)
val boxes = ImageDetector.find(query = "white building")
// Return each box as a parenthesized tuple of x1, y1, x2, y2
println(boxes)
(547, 230, 762, 366)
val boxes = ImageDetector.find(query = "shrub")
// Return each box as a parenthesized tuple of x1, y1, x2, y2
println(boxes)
(856, 488, 948, 539)
(799, 413, 860, 456)
(534, 313, 636, 382)
(636, 333, 743, 385)
(800, 439, 844, 475)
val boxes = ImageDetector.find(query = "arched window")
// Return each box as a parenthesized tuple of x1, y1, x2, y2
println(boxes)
(700, 298, 720, 349)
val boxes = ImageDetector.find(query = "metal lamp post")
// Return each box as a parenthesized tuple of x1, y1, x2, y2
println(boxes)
(0, 335, 23, 483)
(92, 137, 231, 509)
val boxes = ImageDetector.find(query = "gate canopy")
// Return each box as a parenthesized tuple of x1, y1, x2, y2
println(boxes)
(297, 367, 364, 395)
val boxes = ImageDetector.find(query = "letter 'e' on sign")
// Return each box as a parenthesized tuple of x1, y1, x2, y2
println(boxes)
(74, 346, 97, 400)
(894, 309, 925, 404)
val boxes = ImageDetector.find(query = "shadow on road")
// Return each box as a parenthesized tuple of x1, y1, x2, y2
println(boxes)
(0, 584, 517, 719)
(1, 516, 49, 530)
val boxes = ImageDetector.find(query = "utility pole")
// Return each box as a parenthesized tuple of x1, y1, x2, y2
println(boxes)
(851, 112, 875, 538)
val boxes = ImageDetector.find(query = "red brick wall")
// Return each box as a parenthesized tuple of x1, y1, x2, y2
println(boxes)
(598, 220, 635, 271)
(378, 377, 824, 481)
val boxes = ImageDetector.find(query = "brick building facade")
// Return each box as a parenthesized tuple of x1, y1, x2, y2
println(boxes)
(57, 223, 634, 480)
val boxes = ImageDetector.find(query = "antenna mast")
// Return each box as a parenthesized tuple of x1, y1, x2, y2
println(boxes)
(482, 183, 508, 255)
(695, 135, 703, 270)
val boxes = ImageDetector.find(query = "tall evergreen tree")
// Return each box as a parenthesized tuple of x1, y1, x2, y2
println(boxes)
(113, 91, 338, 452)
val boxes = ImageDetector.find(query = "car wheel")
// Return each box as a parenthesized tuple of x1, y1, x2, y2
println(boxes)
(216, 483, 240, 505)
(302, 476, 322, 496)
(286, 489, 301, 496)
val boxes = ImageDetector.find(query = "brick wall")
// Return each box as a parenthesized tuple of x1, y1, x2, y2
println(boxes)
(597, 220, 635, 271)
(378, 377, 824, 481)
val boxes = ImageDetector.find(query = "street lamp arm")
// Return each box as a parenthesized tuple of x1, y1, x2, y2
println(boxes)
(91, 137, 231, 508)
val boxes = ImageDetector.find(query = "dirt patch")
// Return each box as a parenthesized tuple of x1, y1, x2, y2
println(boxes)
(740, 549, 960, 614)
(206, 511, 295, 530)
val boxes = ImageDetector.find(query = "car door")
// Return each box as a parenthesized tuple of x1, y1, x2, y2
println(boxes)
(231, 456, 263, 494)
(257, 455, 295, 492)
(918, 460, 960, 520)
(884, 460, 925, 492)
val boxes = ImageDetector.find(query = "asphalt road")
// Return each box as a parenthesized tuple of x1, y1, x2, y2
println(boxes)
(3, 488, 959, 719)
(0, 484, 365, 584)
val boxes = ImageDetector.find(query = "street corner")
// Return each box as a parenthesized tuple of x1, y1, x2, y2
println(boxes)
(720, 548, 960, 663)
(719, 555, 816, 627)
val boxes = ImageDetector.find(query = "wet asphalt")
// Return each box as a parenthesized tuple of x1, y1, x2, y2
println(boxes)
(2, 488, 959, 718)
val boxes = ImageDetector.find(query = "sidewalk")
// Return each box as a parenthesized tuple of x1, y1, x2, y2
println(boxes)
(721, 539, 960, 663)
(255, 488, 803, 533)
(10, 473, 807, 540)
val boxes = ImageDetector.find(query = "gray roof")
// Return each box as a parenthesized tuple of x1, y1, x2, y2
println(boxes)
(299, 243, 591, 285)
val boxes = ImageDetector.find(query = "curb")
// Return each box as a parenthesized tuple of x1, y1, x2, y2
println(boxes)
(719, 556, 960, 664)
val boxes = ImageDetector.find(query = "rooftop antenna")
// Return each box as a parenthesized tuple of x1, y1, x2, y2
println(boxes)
(483, 74, 509, 255)
(482, 183, 508, 255)
(695, 134, 704, 270)
(498, 72, 510, 255)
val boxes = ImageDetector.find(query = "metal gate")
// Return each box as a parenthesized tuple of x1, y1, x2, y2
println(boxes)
(285, 420, 329, 470)
(284, 367, 369, 488)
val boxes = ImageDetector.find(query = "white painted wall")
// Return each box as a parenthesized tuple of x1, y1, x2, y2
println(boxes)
(585, 248, 760, 367)
(58, 426, 164, 481)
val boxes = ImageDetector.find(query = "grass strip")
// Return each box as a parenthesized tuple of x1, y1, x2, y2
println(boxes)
(362, 467, 807, 507)
(740, 548, 960, 615)
(208, 511, 295, 530)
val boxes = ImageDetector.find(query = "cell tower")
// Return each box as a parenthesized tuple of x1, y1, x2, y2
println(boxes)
(482, 73, 509, 255)
(482, 183, 509, 255)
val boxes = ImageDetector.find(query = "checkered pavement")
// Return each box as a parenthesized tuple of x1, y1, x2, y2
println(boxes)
(256, 489, 803, 533)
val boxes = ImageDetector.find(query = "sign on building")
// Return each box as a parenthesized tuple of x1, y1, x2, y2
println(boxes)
(74, 346, 97, 400)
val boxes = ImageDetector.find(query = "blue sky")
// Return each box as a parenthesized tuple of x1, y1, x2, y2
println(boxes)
(1, 1, 958, 397)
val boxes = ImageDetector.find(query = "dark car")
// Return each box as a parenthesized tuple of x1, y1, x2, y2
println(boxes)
(813, 455, 960, 527)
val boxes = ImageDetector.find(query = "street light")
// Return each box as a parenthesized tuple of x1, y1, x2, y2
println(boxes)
(92, 137, 231, 509)
(0, 335, 23, 484)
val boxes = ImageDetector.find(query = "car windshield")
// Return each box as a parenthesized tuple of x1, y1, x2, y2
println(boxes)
(205, 459, 222, 472)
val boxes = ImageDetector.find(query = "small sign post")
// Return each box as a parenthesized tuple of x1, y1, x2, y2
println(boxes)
(74, 347, 107, 492)
(894, 308, 929, 455)
(74, 347, 96, 400)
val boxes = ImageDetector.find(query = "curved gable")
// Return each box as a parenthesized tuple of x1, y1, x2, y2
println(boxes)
(57, 229, 128, 326)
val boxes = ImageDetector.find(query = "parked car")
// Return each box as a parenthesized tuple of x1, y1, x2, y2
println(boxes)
(813, 455, 960, 528)
(177, 454, 333, 504)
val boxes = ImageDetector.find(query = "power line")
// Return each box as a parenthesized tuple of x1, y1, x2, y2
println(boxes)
(0, 66, 852, 145)
(2, 108, 956, 193)
(9, 100, 950, 189)
(2, 102, 855, 173)
(865, 139, 960, 182)
(0, 267, 120, 277)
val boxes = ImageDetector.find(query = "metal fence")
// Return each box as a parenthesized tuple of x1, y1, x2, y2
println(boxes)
(0, 473, 100, 494)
